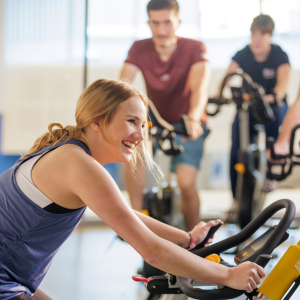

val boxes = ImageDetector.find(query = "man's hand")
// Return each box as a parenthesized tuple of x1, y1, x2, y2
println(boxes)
(182, 120, 203, 142)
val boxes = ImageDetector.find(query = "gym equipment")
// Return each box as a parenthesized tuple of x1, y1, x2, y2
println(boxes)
(254, 240, 300, 300)
(142, 99, 192, 226)
(133, 198, 296, 300)
(206, 70, 275, 229)
(267, 124, 300, 181)
(138, 100, 192, 293)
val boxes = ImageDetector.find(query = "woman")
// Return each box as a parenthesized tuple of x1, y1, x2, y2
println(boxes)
(217, 14, 290, 198)
(0, 79, 265, 300)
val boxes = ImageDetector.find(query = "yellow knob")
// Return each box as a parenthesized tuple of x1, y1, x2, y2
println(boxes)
(234, 163, 245, 174)
(205, 254, 221, 264)
(140, 209, 150, 216)
(243, 93, 251, 101)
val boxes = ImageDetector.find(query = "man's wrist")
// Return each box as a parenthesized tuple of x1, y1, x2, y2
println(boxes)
(188, 116, 201, 125)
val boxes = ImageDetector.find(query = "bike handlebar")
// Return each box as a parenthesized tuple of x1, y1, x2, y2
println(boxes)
(206, 98, 232, 116)
(148, 100, 192, 156)
(176, 199, 296, 299)
(206, 71, 275, 123)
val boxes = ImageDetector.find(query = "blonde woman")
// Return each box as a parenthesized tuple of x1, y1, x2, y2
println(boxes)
(0, 79, 265, 300)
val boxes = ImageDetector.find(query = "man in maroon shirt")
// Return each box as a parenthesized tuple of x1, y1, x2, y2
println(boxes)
(120, 0, 210, 230)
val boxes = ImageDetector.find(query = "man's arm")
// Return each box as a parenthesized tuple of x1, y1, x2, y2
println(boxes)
(274, 86, 300, 154)
(187, 61, 211, 140)
(265, 63, 290, 103)
(119, 62, 139, 84)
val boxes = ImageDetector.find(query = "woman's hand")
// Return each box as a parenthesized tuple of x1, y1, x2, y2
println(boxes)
(273, 141, 288, 156)
(190, 220, 222, 247)
(226, 262, 266, 293)
(265, 94, 276, 104)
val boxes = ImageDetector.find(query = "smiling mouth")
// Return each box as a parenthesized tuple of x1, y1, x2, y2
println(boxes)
(122, 140, 136, 153)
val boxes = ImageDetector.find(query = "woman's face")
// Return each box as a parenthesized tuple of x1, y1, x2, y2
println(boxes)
(250, 29, 272, 55)
(97, 96, 147, 164)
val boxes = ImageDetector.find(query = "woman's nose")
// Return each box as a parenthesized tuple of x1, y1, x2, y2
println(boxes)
(133, 128, 144, 141)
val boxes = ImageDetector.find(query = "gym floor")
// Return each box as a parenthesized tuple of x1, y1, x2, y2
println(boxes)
(40, 188, 300, 300)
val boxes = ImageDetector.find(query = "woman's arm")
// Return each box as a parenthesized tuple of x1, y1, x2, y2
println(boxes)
(265, 63, 290, 104)
(64, 147, 265, 292)
(274, 86, 300, 154)
(33, 289, 53, 300)
(274, 63, 290, 101)
(134, 210, 220, 248)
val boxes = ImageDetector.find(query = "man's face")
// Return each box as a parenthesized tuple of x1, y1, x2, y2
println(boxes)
(148, 9, 180, 48)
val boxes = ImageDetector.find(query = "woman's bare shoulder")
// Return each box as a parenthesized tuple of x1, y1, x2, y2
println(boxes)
(52, 143, 112, 183)
(35, 142, 106, 184)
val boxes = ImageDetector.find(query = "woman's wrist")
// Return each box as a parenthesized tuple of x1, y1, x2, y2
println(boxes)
(177, 231, 192, 249)
(187, 231, 197, 250)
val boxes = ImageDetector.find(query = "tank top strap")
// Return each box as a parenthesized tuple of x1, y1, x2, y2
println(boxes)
(15, 138, 91, 169)
(64, 139, 91, 156)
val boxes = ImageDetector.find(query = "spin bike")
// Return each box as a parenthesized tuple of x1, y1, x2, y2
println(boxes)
(142, 99, 192, 227)
(139, 100, 193, 285)
(133, 198, 299, 300)
(206, 71, 276, 229)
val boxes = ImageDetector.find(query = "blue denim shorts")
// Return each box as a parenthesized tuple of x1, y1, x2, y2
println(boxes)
(154, 124, 210, 173)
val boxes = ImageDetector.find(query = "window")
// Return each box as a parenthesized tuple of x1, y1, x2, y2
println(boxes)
(4, 0, 300, 68)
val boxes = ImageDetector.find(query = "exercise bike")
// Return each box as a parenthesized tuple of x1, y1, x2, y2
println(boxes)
(206, 71, 276, 229)
(133, 198, 298, 300)
(141, 100, 192, 227)
(138, 100, 194, 294)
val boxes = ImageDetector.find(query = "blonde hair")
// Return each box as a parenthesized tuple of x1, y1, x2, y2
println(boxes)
(22, 79, 160, 176)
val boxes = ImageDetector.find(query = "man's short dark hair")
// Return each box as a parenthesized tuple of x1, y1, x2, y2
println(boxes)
(250, 14, 275, 34)
(147, 0, 179, 16)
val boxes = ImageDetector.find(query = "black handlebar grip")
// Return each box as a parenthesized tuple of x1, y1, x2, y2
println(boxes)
(193, 221, 224, 250)
(254, 254, 272, 268)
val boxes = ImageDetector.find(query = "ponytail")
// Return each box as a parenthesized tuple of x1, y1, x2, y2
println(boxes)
(22, 122, 81, 159)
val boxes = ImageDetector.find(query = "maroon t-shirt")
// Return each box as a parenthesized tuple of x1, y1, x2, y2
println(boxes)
(125, 37, 208, 123)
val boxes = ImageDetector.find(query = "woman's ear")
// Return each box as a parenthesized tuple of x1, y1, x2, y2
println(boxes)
(90, 121, 101, 132)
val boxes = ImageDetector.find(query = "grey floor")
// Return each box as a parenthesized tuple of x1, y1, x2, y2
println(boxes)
(39, 189, 300, 300)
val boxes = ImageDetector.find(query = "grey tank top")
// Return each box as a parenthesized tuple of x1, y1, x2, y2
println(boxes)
(0, 139, 91, 300)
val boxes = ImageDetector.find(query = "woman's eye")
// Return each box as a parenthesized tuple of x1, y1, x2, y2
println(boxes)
(128, 119, 135, 124)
